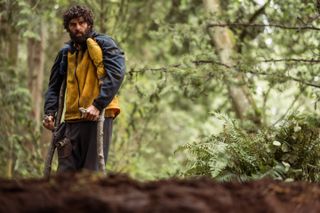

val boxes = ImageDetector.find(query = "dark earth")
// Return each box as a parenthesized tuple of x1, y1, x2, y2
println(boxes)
(1, 172, 320, 213)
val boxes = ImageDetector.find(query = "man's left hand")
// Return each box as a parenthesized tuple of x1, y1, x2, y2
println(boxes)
(82, 105, 100, 121)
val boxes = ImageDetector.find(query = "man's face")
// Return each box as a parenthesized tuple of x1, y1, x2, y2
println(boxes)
(68, 16, 91, 44)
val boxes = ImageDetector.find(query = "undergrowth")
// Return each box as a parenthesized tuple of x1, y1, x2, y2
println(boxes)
(177, 113, 320, 182)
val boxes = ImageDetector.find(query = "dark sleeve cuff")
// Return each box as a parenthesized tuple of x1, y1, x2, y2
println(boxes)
(45, 111, 56, 116)
(92, 100, 104, 112)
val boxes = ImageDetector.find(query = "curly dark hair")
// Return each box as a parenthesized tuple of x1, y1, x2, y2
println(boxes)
(63, 5, 94, 31)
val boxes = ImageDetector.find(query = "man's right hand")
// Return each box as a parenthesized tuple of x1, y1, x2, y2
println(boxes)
(43, 115, 55, 130)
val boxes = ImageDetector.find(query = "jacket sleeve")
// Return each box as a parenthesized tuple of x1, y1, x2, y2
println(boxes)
(44, 50, 65, 116)
(93, 36, 126, 111)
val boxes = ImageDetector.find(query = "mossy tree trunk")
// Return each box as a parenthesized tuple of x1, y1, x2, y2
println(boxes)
(27, 22, 46, 129)
(203, 0, 261, 124)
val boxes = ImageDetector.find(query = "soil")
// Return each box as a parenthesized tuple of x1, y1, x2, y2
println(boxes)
(0, 172, 320, 213)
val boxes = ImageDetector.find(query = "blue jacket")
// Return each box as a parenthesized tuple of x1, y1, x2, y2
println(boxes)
(44, 32, 126, 117)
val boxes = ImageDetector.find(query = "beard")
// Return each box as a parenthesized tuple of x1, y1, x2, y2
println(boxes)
(69, 27, 92, 44)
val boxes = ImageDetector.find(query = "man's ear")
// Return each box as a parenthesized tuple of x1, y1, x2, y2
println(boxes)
(88, 25, 94, 37)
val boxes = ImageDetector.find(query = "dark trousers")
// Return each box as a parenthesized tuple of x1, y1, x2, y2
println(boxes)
(57, 118, 113, 173)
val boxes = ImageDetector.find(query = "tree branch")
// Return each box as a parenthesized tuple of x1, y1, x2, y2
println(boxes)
(128, 58, 320, 88)
(260, 58, 320, 63)
(243, 70, 320, 88)
(239, 0, 271, 41)
(272, 86, 306, 126)
(192, 58, 320, 65)
(207, 23, 320, 31)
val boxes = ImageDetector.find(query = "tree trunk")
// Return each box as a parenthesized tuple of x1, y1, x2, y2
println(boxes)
(203, 0, 260, 123)
(28, 22, 46, 128)
(0, 1, 18, 66)
(0, 1, 20, 178)
(100, 0, 106, 33)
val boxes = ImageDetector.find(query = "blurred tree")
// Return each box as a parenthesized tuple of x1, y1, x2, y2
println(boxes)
(203, 0, 259, 123)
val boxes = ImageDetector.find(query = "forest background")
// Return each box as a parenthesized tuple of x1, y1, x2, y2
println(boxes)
(1, 0, 320, 182)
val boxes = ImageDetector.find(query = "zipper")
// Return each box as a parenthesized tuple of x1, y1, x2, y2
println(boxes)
(74, 50, 81, 111)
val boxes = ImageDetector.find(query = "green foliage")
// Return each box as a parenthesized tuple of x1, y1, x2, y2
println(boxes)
(178, 113, 320, 182)
(0, 62, 42, 178)
(1, 0, 320, 181)
(104, 0, 320, 180)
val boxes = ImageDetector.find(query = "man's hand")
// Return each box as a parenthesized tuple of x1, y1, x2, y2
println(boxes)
(43, 115, 55, 130)
(80, 105, 100, 121)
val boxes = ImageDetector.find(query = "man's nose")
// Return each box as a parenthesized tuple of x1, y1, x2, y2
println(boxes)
(75, 23, 82, 30)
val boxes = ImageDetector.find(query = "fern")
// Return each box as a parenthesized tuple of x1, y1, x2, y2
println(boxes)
(177, 112, 320, 182)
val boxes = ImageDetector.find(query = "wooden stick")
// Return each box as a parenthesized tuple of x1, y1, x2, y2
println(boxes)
(97, 108, 106, 175)
(44, 79, 66, 178)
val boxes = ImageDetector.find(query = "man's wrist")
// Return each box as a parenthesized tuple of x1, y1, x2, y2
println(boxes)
(43, 112, 55, 119)
(92, 101, 103, 112)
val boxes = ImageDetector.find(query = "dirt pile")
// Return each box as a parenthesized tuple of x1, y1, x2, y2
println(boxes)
(0, 172, 320, 213)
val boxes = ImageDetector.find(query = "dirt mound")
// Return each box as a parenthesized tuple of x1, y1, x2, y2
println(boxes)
(0, 172, 320, 213)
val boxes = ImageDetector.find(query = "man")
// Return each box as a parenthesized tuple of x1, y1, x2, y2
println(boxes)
(43, 5, 125, 172)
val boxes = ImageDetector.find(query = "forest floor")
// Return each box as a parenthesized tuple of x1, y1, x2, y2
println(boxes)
(0, 172, 320, 213)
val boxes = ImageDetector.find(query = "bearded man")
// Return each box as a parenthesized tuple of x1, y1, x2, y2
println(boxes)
(43, 5, 125, 172)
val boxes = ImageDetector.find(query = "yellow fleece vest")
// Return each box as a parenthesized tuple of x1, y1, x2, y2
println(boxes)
(64, 49, 120, 121)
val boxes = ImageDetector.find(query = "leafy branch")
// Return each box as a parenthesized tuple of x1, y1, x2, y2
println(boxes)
(128, 58, 320, 88)
(207, 23, 320, 31)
